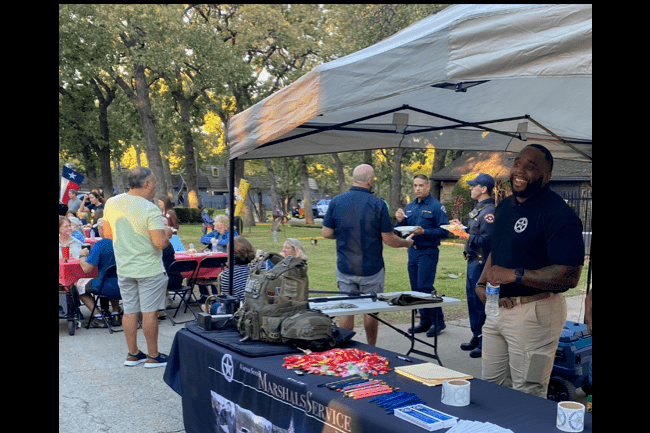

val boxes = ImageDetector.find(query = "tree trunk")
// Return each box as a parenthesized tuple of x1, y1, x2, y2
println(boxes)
(116, 65, 167, 200)
(299, 155, 313, 224)
(178, 95, 201, 208)
(332, 153, 347, 194)
(389, 148, 406, 210)
(265, 158, 280, 208)
(430, 149, 448, 201)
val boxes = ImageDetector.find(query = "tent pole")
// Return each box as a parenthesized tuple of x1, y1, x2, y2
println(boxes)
(257, 105, 410, 148)
(228, 158, 236, 297)
(527, 117, 592, 161)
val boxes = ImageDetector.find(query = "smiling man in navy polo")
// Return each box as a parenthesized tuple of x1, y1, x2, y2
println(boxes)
(475, 144, 584, 398)
(322, 164, 413, 346)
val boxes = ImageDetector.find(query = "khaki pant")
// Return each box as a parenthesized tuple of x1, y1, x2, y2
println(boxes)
(482, 292, 566, 398)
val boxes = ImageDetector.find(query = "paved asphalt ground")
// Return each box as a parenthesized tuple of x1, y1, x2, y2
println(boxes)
(59, 293, 589, 432)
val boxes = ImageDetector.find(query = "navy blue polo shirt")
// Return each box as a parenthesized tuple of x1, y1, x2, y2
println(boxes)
(395, 194, 449, 248)
(491, 185, 584, 297)
(464, 198, 496, 258)
(323, 186, 394, 276)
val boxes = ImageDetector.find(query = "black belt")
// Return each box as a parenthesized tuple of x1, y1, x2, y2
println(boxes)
(412, 245, 438, 250)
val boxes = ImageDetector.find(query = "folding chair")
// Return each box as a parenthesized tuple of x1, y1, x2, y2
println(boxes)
(164, 259, 200, 325)
(192, 256, 228, 301)
(85, 264, 123, 334)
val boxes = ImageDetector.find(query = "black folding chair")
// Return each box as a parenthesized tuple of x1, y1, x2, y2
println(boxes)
(192, 256, 229, 300)
(164, 259, 200, 325)
(85, 264, 123, 334)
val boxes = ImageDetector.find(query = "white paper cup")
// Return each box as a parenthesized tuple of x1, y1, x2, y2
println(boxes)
(441, 379, 471, 407)
(556, 401, 585, 432)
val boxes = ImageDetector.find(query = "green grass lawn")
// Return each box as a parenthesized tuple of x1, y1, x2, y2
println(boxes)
(176, 221, 590, 326)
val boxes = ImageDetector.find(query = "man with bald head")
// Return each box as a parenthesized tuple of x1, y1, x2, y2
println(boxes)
(475, 144, 585, 397)
(322, 164, 413, 346)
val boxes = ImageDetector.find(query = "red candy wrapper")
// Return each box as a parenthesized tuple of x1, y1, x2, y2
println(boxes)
(283, 348, 391, 377)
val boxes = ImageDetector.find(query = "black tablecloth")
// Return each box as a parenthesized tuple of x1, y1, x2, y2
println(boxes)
(164, 328, 592, 433)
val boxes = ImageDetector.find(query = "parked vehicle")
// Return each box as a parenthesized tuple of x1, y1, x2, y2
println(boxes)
(314, 199, 330, 218)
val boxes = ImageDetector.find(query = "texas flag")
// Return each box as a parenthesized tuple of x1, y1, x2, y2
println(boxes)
(60, 166, 84, 205)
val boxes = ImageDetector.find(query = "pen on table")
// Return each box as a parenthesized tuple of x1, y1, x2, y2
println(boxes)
(396, 356, 411, 362)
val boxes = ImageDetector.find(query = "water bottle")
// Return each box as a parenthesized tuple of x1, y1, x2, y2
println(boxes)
(485, 283, 500, 316)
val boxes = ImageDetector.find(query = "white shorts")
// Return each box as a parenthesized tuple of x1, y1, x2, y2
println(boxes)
(118, 273, 169, 314)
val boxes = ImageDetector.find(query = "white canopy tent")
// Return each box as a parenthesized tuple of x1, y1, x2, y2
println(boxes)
(223, 4, 592, 295)
(227, 4, 592, 162)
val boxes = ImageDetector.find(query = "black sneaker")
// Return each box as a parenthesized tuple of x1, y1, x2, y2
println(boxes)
(110, 313, 122, 327)
(145, 352, 168, 369)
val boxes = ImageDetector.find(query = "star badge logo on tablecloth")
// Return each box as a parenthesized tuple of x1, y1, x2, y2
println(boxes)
(514, 217, 528, 233)
(221, 354, 234, 382)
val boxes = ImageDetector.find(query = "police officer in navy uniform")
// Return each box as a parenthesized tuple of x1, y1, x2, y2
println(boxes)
(395, 174, 449, 337)
(450, 173, 496, 358)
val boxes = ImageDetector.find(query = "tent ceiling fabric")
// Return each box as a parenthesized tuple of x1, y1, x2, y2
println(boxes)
(227, 4, 592, 162)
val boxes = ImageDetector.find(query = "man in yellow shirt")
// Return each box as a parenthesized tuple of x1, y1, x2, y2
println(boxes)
(103, 167, 171, 368)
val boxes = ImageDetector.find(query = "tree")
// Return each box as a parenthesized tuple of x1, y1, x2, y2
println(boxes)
(323, 4, 451, 200)
(298, 156, 313, 224)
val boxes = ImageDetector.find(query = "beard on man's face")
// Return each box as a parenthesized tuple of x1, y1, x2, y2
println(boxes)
(510, 175, 545, 199)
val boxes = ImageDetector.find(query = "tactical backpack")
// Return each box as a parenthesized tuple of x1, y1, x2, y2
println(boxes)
(233, 253, 335, 348)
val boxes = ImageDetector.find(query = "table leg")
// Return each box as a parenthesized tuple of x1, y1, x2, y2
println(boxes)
(368, 310, 443, 366)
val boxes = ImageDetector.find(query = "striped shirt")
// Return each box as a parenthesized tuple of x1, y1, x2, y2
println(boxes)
(220, 261, 271, 301)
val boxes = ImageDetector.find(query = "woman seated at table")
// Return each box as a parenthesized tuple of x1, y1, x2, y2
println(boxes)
(218, 236, 259, 303)
(67, 216, 86, 243)
(262, 238, 308, 270)
(200, 214, 238, 252)
(79, 191, 105, 214)
(282, 238, 308, 260)
(75, 218, 121, 328)
(59, 216, 83, 259)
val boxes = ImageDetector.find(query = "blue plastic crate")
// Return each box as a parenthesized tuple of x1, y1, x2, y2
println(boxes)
(553, 321, 592, 387)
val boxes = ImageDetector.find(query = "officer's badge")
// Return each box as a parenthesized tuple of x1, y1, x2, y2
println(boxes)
(441, 205, 447, 214)
(484, 213, 494, 223)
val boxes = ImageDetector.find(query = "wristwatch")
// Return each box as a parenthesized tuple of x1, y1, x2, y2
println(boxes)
(515, 268, 524, 285)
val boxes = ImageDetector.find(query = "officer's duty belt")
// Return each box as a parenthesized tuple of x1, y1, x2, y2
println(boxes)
(412, 245, 437, 250)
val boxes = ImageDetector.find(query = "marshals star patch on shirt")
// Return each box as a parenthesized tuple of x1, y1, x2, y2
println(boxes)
(484, 213, 494, 223)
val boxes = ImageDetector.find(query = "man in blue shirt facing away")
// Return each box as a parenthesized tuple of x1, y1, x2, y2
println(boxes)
(323, 164, 413, 346)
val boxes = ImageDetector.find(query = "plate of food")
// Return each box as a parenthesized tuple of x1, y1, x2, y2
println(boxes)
(394, 226, 418, 235)
(441, 224, 467, 231)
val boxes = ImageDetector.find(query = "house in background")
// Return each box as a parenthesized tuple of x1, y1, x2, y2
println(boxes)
(431, 151, 592, 254)
(430, 151, 591, 204)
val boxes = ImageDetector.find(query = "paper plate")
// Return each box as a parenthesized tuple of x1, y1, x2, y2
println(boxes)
(441, 224, 467, 231)
(394, 226, 417, 234)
